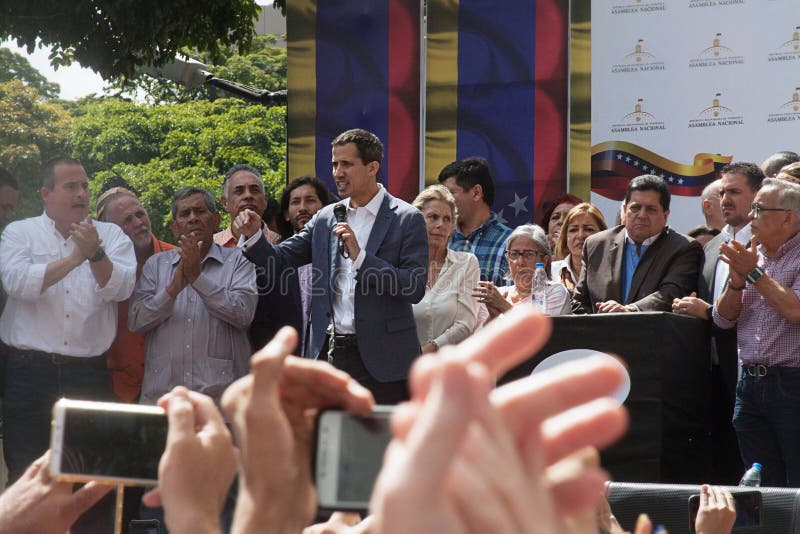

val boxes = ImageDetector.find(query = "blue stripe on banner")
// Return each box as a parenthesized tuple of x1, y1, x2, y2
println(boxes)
(456, 0, 536, 227)
(315, 1, 390, 192)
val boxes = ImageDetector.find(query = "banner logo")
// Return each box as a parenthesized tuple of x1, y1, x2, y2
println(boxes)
(610, 0, 666, 15)
(611, 98, 666, 133)
(768, 87, 800, 123)
(769, 26, 800, 62)
(689, 0, 744, 7)
(591, 141, 732, 199)
(612, 39, 665, 73)
(689, 33, 744, 67)
(688, 93, 744, 128)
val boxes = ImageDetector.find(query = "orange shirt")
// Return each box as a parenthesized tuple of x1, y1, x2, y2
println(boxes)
(106, 235, 176, 402)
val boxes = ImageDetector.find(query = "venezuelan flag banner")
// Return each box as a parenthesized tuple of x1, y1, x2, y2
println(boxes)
(287, 0, 421, 202)
(591, 141, 732, 201)
(426, 0, 569, 227)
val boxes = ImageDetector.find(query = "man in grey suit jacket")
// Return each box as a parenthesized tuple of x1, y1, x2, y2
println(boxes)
(572, 174, 702, 314)
(234, 129, 428, 403)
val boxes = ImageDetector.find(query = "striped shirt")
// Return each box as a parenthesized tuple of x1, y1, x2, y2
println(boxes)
(449, 213, 512, 286)
(713, 231, 800, 367)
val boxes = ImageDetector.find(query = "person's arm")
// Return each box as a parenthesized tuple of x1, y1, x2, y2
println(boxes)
(220, 328, 374, 534)
(714, 239, 751, 325)
(694, 485, 736, 534)
(0, 222, 80, 299)
(88, 222, 137, 301)
(354, 209, 428, 304)
(630, 238, 704, 312)
(0, 451, 112, 534)
(431, 255, 481, 348)
(70, 216, 114, 289)
(142, 388, 236, 534)
(672, 291, 712, 320)
(192, 253, 258, 329)
(547, 282, 572, 316)
(128, 254, 179, 333)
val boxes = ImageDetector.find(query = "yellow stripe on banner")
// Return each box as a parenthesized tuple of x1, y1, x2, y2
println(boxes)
(591, 141, 732, 176)
(425, 0, 459, 185)
(287, 0, 317, 182)
(568, 0, 591, 201)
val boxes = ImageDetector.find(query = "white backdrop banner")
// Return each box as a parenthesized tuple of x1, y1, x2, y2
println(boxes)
(591, 0, 800, 232)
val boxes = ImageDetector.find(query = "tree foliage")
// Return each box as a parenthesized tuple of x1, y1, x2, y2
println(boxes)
(0, 47, 60, 98)
(0, 0, 261, 79)
(0, 80, 72, 218)
(71, 97, 287, 241)
(113, 35, 287, 104)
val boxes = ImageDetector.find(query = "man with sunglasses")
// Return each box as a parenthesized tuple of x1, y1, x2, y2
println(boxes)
(714, 177, 800, 487)
(572, 174, 702, 314)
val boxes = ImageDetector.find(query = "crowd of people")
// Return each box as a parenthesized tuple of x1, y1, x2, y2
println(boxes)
(0, 132, 799, 532)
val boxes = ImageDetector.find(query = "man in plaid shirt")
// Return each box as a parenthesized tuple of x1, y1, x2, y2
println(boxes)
(439, 157, 512, 286)
(714, 177, 800, 487)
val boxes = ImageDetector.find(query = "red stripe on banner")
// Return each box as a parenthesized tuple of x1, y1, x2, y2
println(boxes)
(387, 0, 420, 202)
(533, 0, 568, 220)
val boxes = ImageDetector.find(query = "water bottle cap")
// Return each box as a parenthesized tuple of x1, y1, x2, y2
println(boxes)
(535, 262, 545, 269)
(753, 463, 762, 471)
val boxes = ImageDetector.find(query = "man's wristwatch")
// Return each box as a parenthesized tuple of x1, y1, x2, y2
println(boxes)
(746, 267, 764, 285)
(88, 246, 106, 263)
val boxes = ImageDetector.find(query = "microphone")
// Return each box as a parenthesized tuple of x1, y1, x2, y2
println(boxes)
(333, 204, 348, 258)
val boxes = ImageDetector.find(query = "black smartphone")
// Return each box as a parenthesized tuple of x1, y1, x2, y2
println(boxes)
(313, 406, 394, 511)
(50, 399, 168, 486)
(688, 490, 762, 532)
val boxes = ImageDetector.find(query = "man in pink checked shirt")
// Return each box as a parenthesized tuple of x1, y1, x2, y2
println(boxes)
(714, 177, 800, 487)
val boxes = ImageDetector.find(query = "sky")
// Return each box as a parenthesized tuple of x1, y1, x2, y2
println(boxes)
(2, 1, 275, 101)
(3, 39, 108, 100)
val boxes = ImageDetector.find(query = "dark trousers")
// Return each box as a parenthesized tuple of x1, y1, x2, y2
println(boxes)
(710, 364, 743, 485)
(3, 348, 113, 483)
(326, 338, 409, 405)
(733, 366, 800, 487)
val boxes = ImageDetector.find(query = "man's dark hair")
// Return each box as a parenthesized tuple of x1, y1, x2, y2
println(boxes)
(331, 129, 384, 166)
(277, 175, 333, 239)
(222, 163, 264, 197)
(41, 156, 82, 189)
(624, 174, 671, 212)
(98, 175, 137, 196)
(687, 225, 720, 240)
(0, 167, 18, 190)
(171, 186, 217, 218)
(437, 160, 463, 182)
(721, 162, 765, 192)
(439, 157, 496, 207)
(762, 151, 800, 178)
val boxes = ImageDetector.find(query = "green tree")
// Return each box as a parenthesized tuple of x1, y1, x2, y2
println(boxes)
(0, 47, 60, 98)
(0, 80, 72, 218)
(71, 97, 286, 240)
(1, 0, 260, 79)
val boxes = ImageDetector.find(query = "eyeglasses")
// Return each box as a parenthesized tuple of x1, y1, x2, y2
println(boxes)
(750, 203, 792, 219)
(505, 249, 547, 261)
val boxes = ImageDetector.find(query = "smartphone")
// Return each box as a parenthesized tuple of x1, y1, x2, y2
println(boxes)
(314, 406, 394, 511)
(50, 398, 168, 486)
(688, 490, 762, 532)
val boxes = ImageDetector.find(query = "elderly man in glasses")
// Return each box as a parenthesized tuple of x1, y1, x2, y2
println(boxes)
(714, 177, 800, 487)
(571, 174, 702, 314)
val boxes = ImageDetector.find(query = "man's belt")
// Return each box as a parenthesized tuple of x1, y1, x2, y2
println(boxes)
(329, 334, 358, 350)
(15, 348, 106, 367)
(741, 364, 800, 378)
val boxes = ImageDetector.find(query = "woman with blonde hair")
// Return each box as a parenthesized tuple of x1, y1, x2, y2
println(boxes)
(551, 203, 608, 294)
(412, 185, 480, 353)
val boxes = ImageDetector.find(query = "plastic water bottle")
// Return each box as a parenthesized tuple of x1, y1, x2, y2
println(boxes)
(739, 463, 762, 487)
(531, 262, 548, 311)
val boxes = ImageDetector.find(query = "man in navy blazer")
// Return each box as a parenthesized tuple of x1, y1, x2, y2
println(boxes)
(234, 129, 428, 403)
